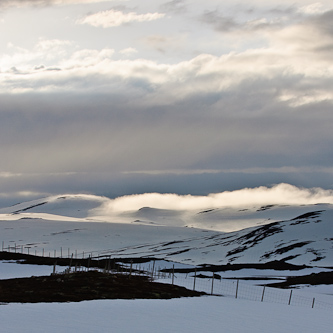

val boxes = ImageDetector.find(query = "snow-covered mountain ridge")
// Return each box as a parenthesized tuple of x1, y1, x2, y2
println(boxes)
(0, 194, 332, 266)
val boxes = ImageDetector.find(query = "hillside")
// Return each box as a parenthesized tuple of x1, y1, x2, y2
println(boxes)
(0, 194, 332, 267)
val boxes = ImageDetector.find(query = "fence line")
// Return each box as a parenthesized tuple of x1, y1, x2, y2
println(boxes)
(154, 272, 333, 311)
(1, 241, 333, 311)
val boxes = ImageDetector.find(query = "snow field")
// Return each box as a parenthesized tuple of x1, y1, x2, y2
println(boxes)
(1, 296, 333, 333)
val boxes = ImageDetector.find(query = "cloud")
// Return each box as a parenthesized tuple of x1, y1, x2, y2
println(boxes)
(160, 0, 187, 14)
(92, 184, 333, 214)
(297, 2, 328, 15)
(122, 167, 333, 176)
(199, 7, 290, 34)
(0, 0, 112, 9)
(200, 4, 333, 34)
(0, 8, 332, 190)
(0, 190, 47, 198)
(119, 47, 138, 57)
(0, 172, 23, 178)
(2, 6, 333, 105)
(77, 9, 165, 28)
(200, 11, 239, 32)
(1, 32, 332, 109)
(144, 34, 187, 53)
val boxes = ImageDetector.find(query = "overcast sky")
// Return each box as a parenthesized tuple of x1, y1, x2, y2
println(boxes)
(0, 0, 332, 205)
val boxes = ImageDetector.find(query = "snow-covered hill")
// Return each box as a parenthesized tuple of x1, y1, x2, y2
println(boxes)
(0, 194, 109, 220)
(0, 193, 332, 267)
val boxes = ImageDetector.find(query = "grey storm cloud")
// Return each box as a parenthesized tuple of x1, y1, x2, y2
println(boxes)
(0, 83, 332, 175)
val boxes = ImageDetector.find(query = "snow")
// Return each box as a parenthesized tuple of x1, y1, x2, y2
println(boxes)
(1, 297, 333, 333)
(1, 193, 333, 332)
(1, 194, 332, 232)
(0, 261, 54, 279)
(1, 195, 333, 267)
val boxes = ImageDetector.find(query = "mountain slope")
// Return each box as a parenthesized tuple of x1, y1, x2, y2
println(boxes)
(0, 195, 332, 266)
(99, 207, 333, 266)
(0, 194, 109, 220)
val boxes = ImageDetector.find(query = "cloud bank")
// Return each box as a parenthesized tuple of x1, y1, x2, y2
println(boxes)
(94, 184, 333, 214)
(2, 7, 333, 107)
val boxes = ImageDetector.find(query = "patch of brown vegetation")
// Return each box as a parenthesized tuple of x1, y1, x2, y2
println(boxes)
(0, 271, 204, 303)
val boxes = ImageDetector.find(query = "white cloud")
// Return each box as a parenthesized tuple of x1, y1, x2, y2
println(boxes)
(92, 184, 333, 213)
(297, 2, 328, 15)
(0, 0, 114, 9)
(0, 190, 48, 198)
(1, 9, 333, 109)
(0, 172, 23, 178)
(35, 39, 72, 52)
(1, 44, 332, 108)
(77, 9, 165, 28)
(279, 90, 333, 107)
(119, 47, 138, 56)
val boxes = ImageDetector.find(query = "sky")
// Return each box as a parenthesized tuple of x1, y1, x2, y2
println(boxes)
(0, 0, 333, 206)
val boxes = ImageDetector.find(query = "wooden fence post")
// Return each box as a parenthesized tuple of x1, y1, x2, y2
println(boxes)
(151, 260, 155, 279)
(53, 261, 57, 275)
(193, 268, 197, 291)
(87, 255, 91, 271)
(69, 253, 73, 269)
(288, 290, 293, 305)
(172, 264, 175, 285)
(261, 286, 266, 302)
(235, 280, 239, 299)
(312, 298, 315, 308)
(211, 272, 215, 295)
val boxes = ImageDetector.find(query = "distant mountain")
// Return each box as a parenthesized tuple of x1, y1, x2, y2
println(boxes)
(0, 194, 332, 266)
(109, 206, 332, 267)
(0, 194, 109, 219)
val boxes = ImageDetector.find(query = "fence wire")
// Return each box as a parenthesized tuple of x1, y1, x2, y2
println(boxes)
(2, 243, 333, 311)
(155, 271, 333, 311)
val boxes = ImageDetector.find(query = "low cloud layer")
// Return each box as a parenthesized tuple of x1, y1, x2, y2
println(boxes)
(94, 184, 333, 214)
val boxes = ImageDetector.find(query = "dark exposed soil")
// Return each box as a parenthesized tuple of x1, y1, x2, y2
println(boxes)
(0, 251, 150, 272)
(261, 241, 313, 260)
(266, 271, 333, 289)
(163, 260, 310, 274)
(0, 271, 205, 303)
